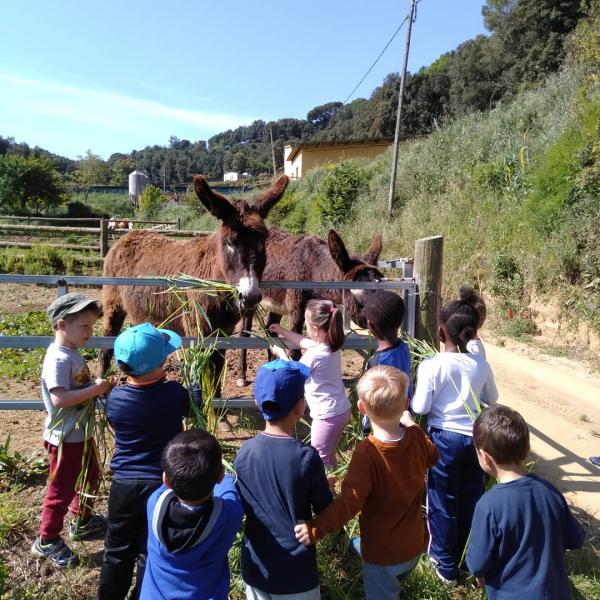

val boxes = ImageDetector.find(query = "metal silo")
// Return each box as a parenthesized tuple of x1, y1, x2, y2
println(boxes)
(128, 170, 148, 207)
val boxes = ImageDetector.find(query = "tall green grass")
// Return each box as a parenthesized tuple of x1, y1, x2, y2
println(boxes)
(268, 67, 600, 335)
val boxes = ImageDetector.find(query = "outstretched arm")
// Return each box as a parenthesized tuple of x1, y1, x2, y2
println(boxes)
(269, 324, 314, 350)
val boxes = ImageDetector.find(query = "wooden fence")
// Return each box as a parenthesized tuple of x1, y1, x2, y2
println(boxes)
(0, 218, 211, 258)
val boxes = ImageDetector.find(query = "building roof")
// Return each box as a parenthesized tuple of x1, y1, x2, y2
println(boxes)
(285, 137, 394, 163)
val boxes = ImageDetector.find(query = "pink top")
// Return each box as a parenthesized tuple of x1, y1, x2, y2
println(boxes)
(300, 342, 350, 419)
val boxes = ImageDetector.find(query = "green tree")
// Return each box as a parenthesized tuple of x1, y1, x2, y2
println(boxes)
(138, 184, 167, 218)
(0, 154, 66, 215)
(71, 150, 110, 200)
(109, 158, 135, 185)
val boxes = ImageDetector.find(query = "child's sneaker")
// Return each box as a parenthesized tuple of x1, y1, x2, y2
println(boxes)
(31, 536, 79, 568)
(434, 567, 458, 588)
(69, 514, 107, 541)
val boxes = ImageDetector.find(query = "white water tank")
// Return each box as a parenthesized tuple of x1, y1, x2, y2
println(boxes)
(128, 170, 149, 206)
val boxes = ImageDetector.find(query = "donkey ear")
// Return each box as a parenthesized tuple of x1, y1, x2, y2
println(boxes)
(254, 175, 289, 218)
(363, 234, 382, 265)
(328, 229, 353, 274)
(193, 175, 236, 221)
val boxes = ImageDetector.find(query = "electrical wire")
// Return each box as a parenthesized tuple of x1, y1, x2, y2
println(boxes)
(342, 0, 421, 105)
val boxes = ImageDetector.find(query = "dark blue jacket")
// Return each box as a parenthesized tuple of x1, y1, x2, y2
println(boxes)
(234, 433, 332, 594)
(467, 474, 585, 599)
(107, 378, 190, 479)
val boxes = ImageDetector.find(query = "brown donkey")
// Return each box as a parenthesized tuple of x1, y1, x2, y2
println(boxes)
(236, 228, 383, 386)
(101, 174, 289, 384)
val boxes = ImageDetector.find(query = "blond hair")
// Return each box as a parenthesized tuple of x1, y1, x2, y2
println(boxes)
(356, 365, 408, 421)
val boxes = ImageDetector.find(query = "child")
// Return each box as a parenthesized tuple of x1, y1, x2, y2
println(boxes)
(234, 359, 333, 599)
(361, 290, 413, 434)
(295, 366, 439, 600)
(141, 429, 243, 600)
(411, 295, 498, 586)
(459, 285, 487, 358)
(98, 322, 193, 600)
(467, 405, 585, 598)
(269, 299, 350, 468)
(32, 293, 111, 568)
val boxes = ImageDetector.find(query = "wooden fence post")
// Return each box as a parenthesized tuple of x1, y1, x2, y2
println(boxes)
(414, 235, 443, 349)
(99, 219, 108, 258)
(177, 217, 181, 230)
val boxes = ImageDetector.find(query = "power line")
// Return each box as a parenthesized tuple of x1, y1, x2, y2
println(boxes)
(343, 16, 409, 104)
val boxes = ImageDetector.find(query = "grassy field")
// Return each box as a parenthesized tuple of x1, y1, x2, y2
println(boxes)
(0, 307, 598, 599)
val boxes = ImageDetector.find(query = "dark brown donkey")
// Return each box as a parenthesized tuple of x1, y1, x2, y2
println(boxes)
(101, 174, 289, 384)
(236, 228, 383, 386)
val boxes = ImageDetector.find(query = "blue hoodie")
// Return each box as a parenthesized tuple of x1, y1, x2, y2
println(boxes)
(141, 475, 243, 600)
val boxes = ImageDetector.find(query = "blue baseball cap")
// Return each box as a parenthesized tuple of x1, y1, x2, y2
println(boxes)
(254, 359, 310, 421)
(114, 322, 182, 376)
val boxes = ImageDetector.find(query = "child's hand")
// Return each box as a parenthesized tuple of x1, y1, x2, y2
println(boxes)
(294, 521, 313, 546)
(95, 377, 112, 395)
(268, 323, 284, 336)
(400, 410, 416, 428)
(326, 474, 338, 496)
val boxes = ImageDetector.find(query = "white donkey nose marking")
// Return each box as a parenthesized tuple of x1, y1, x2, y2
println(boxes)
(238, 276, 259, 298)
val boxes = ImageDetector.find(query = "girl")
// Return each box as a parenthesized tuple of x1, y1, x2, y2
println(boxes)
(269, 300, 351, 468)
(411, 295, 498, 587)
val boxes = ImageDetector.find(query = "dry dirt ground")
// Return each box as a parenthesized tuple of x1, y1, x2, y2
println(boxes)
(1, 283, 599, 595)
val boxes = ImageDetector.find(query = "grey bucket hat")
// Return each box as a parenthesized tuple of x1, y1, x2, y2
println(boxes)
(47, 293, 103, 328)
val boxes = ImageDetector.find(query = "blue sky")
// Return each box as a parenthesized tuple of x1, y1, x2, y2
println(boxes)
(0, 1, 487, 159)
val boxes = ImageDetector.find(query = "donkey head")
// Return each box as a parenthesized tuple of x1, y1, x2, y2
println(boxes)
(327, 230, 383, 328)
(193, 174, 289, 311)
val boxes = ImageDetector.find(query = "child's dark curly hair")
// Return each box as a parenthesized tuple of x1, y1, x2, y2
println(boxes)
(364, 290, 405, 344)
(459, 285, 487, 329)
(439, 294, 479, 353)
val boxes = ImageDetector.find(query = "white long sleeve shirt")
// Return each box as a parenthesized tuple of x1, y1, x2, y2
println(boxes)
(411, 352, 498, 436)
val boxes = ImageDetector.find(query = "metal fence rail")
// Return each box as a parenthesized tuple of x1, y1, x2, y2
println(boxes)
(0, 273, 418, 410)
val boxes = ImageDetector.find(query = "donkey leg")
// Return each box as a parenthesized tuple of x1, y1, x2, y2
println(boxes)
(210, 349, 226, 400)
(288, 302, 307, 362)
(100, 288, 126, 377)
(237, 311, 253, 388)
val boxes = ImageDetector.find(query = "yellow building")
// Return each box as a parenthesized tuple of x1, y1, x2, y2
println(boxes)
(284, 138, 393, 179)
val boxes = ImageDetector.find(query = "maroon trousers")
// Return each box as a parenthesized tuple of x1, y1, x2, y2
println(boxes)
(39, 439, 100, 540)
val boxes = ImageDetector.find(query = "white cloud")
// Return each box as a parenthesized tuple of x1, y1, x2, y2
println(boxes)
(0, 72, 253, 132)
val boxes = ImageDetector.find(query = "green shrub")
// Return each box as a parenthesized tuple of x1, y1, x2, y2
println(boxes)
(138, 185, 167, 219)
(318, 161, 368, 229)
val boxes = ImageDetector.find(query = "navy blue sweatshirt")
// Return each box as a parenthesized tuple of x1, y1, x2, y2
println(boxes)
(107, 378, 190, 479)
(234, 433, 333, 594)
(467, 474, 585, 599)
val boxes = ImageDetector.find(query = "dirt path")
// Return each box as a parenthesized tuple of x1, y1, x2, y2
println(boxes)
(485, 342, 600, 526)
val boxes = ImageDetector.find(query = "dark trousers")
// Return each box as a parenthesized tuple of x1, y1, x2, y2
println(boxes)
(98, 478, 162, 600)
(40, 439, 100, 540)
(426, 428, 485, 581)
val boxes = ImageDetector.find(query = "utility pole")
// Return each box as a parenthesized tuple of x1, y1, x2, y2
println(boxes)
(388, 0, 417, 215)
(269, 126, 277, 179)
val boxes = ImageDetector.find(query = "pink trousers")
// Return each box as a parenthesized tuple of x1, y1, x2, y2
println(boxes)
(310, 409, 351, 468)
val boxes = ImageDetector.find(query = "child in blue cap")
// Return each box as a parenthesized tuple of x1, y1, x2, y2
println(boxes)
(98, 322, 196, 600)
(234, 359, 333, 600)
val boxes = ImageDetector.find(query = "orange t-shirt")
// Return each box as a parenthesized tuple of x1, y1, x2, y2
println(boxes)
(308, 426, 439, 565)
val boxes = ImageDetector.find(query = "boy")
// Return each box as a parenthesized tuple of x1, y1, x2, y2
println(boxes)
(295, 366, 439, 600)
(32, 293, 111, 568)
(467, 405, 585, 599)
(141, 429, 243, 600)
(234, 359, 333, 600)
(98, 322, 193, 600)
(361, 290, 413, 434)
